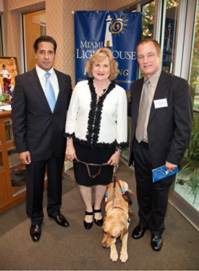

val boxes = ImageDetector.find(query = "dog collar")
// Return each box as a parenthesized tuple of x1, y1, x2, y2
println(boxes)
(114, 206, 125, 211)
(114, 206, 131, 223)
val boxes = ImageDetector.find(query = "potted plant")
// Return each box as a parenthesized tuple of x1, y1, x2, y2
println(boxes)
(177, 123, 199, 205)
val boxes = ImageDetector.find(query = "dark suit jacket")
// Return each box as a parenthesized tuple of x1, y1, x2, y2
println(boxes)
(12, 68, 72, 161)
(128, 70, 193, 168)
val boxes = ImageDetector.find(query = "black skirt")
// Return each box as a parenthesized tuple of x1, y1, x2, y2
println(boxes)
(73, 143, 115, 187)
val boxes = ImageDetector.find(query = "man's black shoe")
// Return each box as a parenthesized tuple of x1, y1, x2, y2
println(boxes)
(49, 213, 70, 227)
(30, 224, 41, 242)
(132, 225, 147, 239)
(151, 234, 163, 251)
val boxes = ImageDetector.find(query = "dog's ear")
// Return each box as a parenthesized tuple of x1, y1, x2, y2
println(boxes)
(120, 226, 128, 240)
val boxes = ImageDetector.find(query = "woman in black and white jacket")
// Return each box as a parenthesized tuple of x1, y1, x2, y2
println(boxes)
(65, 47, 128, 230)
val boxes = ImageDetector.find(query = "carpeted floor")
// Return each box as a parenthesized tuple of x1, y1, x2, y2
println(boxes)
(0, 159, 199, 270)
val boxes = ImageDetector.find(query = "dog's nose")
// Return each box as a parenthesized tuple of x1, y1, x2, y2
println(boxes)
(102, 242, 107, 248)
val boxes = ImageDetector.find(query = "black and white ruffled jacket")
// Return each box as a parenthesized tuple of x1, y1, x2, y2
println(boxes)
(65, 78, 128, 149)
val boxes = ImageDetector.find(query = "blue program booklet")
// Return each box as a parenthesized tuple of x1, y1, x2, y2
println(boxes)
(152, 165, 179, 183)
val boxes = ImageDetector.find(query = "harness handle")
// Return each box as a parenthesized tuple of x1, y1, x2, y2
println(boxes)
(73, 158, 109, 179)
(113, 167, 117, 187)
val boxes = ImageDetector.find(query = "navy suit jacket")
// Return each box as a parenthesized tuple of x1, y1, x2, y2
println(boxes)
(128, 70, 193, 168)
(12, 68, 72, 161)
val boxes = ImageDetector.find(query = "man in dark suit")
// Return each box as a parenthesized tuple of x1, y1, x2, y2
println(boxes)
(12, 35, 72, 242)
(128, 39, 193, 251)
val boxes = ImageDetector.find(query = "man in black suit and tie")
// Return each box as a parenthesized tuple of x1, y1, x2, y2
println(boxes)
(128, 39, 192, 251)
(12, 35, 72, 242)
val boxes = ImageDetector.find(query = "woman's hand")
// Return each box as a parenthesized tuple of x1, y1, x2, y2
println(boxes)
(65, 138, 77, 161)
(107, 151, 120, 166)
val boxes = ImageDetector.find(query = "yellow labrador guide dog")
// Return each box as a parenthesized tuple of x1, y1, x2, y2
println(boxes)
(102, 178, 135, 263)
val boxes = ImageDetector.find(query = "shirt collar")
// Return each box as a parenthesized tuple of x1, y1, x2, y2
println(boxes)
(36, 65, 54, 79)
(144, 68, 162, 86)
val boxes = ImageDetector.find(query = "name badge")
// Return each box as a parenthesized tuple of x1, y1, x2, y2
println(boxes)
(154, 98, 168, 109)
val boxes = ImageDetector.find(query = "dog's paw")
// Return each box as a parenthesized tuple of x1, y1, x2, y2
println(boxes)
(110, 251, 118, 262)
(120, 251, 128, 263)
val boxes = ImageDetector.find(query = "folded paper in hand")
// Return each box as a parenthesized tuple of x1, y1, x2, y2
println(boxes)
(152, 165, 179, 183)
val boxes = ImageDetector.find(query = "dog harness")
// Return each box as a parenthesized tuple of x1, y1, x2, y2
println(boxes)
(104, 178, 134, 223)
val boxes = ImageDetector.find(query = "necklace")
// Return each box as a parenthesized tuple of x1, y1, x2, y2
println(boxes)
(96, 88, 107, 100)
(93, 80, 110, 101)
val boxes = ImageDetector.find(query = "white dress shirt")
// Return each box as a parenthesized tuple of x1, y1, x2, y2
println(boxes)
(35, 65, 59, 99)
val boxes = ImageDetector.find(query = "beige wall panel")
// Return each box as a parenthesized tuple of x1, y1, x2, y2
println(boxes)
(0, 0, 3, 12)
(105, 0, 135, 10)
(46, 0, 64, 74)
(3, 1, 22, 73)
(8, 0, 44, 12)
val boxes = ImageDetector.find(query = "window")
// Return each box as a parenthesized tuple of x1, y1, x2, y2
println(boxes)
(174, 0, 199, 212)
(141, 1, 155, 40)
(162, 0, 179, 73)
(189, 2, 199, 111)
(22, 9, 46, 72)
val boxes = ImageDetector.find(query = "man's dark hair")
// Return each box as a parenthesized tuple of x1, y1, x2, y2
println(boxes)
(33, 35, 57, 53)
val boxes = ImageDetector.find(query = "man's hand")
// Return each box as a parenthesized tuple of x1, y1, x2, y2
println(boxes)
(165, 161, 177, 173)
(19, 151, 31, 165)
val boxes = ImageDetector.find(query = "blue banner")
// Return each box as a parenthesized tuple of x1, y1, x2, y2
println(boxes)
(74, 11, 142, 90)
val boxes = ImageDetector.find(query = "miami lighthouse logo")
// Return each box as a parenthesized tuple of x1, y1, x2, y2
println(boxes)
(104, 15, 128, 47)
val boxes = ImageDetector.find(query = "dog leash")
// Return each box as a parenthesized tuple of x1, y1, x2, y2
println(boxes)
(72, 158, 110, 179)
(112, 166, 118, 209)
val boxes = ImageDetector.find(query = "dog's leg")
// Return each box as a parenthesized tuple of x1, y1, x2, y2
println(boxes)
(120, 232, 128, 263)
(110, 243, 118, 262)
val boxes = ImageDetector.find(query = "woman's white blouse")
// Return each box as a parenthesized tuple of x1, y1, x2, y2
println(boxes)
(65, 79, 128, 149)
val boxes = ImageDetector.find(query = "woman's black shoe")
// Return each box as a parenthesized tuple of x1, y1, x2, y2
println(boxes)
(84, 211, 93, 230)
(93, 207, 103, 226)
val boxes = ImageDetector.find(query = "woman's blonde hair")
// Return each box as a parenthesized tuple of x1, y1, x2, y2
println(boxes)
(85, 47, 119, 81)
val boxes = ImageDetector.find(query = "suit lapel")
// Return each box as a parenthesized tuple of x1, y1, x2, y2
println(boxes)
(28, 68, 51, 110)
(131, 78, 144, 137)
(54, 70, 64, 111)
(133, 78, 144, 117)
